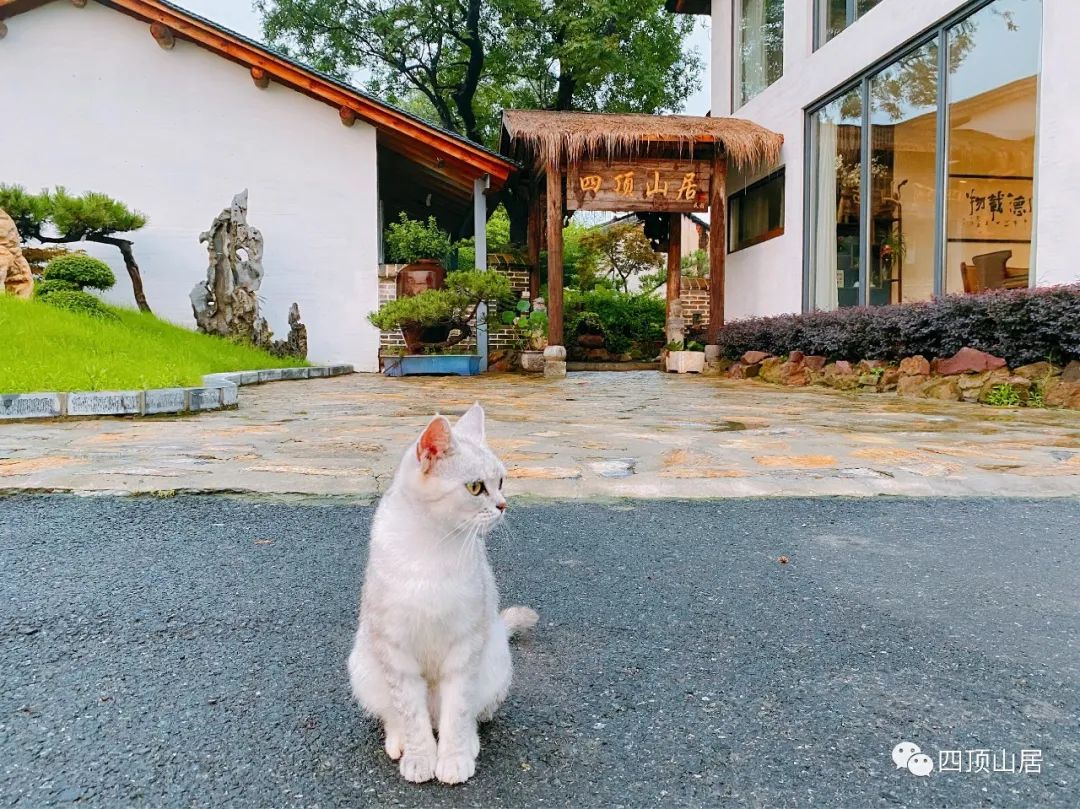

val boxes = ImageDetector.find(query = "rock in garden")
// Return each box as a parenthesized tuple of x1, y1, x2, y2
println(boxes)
(779, 361, 809, 386)
(758, 357, 785, 384)
(0, 208, 33, 298)
(1013, 361, 1060, 380)
(788, 350, 805, 364)
(822, 362, 859, 390)
(742, 350, 772, 365)
(935, 347, 1007, 375)
(578, 333, 605, 349)
(921, 376, 962, 401)
(898, 355, 931, 377)
(1062, 360, 1080, 384)
(880, 368, 900, 392)
(1043, 378, 1080, 409)
(856, 359, 886, 374)
(979, 375, 1031, 405)
(897, 374, 929, 397)
(803, 355, 827, 371)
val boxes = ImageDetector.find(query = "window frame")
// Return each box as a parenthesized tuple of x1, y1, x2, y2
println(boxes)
(802, 0, 1040, 312)
(732, 0, 785, 110)
(728, 167, 786, 253)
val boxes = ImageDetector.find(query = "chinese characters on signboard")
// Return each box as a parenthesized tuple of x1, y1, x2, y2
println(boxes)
(567, 161, 712, 212)
(947, 176, 1034, 242)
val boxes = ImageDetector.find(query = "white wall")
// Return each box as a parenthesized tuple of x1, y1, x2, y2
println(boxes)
(1032, 0, 1080, 286)
(712, 0, 1079, 319)
(0, 1, 381, 369)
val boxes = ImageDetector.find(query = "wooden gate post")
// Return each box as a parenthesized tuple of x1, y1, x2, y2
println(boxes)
(666, 213, 682, 326)
(707, 151, 728, 345)
(544, 166, 566, 377)
(527, 186, 542, 302)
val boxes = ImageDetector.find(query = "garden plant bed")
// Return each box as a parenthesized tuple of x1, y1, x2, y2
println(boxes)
(717, 348, 1080, 410)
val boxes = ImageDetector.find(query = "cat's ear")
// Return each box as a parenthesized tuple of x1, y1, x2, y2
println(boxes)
(455, 401, 485, 442)
(417, 415, 453, 473)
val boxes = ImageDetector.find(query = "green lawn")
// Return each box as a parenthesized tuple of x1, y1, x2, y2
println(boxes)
(0, 296, 307, 394)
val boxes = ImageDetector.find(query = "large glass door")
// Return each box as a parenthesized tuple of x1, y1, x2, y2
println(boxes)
(806, 0, 1041, 311)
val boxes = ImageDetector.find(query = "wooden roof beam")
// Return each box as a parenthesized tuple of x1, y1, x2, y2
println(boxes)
(149, 21, 174, 50)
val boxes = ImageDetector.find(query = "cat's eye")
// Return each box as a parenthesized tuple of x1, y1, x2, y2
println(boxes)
(465, 480, 486, 496)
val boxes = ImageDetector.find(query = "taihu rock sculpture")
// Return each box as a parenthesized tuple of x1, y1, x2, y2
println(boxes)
(190, 190, 307, 358)
(0, 208, 33, 298)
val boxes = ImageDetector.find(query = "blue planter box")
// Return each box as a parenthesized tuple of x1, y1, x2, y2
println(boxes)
(383, 354, 484, 377)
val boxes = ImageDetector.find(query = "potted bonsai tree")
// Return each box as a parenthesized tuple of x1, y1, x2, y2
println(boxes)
(665, 339, 706, 374)
(384, 213, 453, 318)
(368, 269, 511, 375)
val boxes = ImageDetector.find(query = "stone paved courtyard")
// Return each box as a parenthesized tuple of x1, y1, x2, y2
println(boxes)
(2, 371, 1080, 499)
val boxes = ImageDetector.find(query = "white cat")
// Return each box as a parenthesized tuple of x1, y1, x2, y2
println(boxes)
(347, 402, 538, 785)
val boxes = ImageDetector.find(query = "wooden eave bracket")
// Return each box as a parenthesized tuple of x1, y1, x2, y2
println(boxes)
(250, 66, 270, 89)
(149, 21, 174, 49)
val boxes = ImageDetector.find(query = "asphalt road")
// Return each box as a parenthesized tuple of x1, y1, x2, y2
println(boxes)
(1, 495, 1077, 809)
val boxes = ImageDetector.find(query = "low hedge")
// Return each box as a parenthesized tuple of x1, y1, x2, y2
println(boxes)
(40, 289, 117, 319)
(715, 285, 1080, 368)
(43, 254, 116, 291)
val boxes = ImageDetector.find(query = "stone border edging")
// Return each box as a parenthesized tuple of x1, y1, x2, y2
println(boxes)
(0, 365, 353, 421)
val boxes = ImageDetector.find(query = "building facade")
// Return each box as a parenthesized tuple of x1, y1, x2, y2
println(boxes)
(671, 0, 1078, 321)
(0, 0, 515, 371)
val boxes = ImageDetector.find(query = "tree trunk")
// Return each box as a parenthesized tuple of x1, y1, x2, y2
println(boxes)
(96, 236, 151, 313)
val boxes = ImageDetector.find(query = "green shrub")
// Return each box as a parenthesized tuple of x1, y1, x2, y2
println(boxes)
(986, 383, 1022, 407)
(39, 289, 117, 319)
(383, 213, 453, 264)
(33, 278, 80, 298)
(564, 287, 665, 356)
(43, 254, 116, 291)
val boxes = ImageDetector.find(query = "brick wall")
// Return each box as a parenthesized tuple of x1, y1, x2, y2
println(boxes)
(681, 277, 710, 331)
(378, 263, 532, 356)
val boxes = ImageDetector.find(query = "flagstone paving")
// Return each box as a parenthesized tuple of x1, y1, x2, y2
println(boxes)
(2, 371, 1080, 499)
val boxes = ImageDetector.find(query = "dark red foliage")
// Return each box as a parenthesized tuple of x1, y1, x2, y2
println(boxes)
(714, 285, 1080, 367)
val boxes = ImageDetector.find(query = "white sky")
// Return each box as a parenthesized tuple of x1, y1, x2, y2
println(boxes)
(175, 0, 712, 116)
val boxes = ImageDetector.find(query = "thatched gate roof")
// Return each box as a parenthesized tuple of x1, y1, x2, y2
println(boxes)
(501, 110, 783, 171)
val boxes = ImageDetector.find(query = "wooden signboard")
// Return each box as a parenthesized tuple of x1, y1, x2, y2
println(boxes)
(567, 160, 712, 212)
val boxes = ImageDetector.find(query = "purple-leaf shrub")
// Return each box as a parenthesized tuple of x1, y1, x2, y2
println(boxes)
(715, 285, 1080, 367)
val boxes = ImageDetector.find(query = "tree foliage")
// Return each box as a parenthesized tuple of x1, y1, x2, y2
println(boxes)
(578, 221, 662, 293)
(257, 0, 701, 145)
(0, 184, 151, 312)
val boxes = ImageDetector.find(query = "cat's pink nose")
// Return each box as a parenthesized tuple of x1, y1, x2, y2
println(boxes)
(496, 501, 507, 512)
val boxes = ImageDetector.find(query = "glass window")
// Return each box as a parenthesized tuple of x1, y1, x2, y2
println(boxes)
(818, 0, 884, 47)
(810, 88, 862, 310)
(735, 0, 784, 107)
(730, 169, 785, 252)
(868, 39, 939, 304)
(944, 0, 1040, 294)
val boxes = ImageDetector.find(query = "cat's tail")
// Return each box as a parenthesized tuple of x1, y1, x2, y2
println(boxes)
(500, 606, 539, 639)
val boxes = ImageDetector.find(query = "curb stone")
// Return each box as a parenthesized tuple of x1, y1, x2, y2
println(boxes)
(0, 365, 353, 422)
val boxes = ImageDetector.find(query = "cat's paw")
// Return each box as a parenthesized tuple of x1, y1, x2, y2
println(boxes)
(399, 752, 436, 783)
(435, 752, 476, 785)
(384, 730, 404, 761)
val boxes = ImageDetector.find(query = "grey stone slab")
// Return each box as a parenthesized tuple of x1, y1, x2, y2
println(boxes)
(308, 366, 329, 378)
(143, 389, 189, 415)
(219, 384, 239, 407)
(0, 393, 65, 420)
(67, 391, 142, 417)
(328, 364, 354, 376)
(237, 371, 260, 386)
(187, 388, 222, 411)
(280, 367, 309, 380)
(258, 369, 283, 384)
